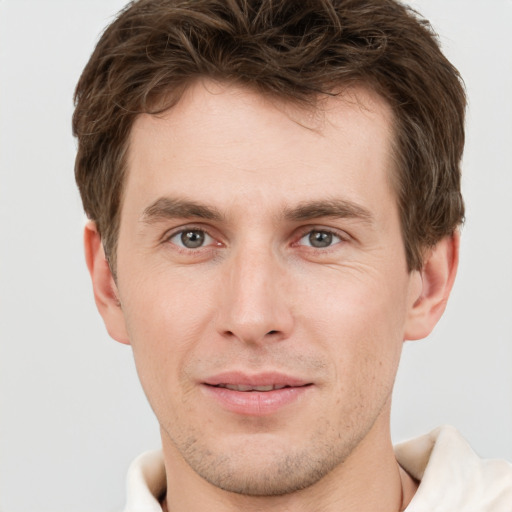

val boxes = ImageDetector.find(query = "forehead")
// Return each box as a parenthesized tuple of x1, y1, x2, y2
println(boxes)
(124, 80, 396, 216)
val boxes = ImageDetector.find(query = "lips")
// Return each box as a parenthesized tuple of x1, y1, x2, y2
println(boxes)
(204, 371, 309, 388)
(202, 372, 312, 415)
(215, 383, 290, 392)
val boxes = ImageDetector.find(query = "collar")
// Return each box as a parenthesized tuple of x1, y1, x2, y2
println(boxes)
(396, 425, 512, 511)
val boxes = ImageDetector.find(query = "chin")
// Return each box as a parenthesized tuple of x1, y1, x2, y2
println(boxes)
(175, 431, 351, 497)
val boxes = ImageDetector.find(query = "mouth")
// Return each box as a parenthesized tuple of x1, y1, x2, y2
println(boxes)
(201, 373, 313, 415)
(211, 383, 298, 392)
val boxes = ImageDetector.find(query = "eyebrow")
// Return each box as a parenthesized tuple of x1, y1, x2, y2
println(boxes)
(141, 197, 224, 223)
(283, 199, 374, 224)
(141, 196, 374, 225)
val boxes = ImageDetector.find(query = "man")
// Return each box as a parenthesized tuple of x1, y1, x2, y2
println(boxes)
(72, 0, 512, 510)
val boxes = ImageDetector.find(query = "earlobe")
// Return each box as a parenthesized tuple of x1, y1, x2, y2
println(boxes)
(84, 221, 130, 345)
(404, 232, 460, 341)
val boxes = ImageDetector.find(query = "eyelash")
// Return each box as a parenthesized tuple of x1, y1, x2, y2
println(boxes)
(164, 226, 220, 252)
(294, 227, 347, 250)
(163, 225, 348, 253)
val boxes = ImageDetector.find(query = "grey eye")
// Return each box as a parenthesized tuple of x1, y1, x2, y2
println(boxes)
(181, 230, 205, 248)
(169, 229, 213, 249)
(298, 230, 342, 248)
(309, 231, 333, 248)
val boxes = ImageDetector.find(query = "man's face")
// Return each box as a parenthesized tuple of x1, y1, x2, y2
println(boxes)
(112, 81, 422, 495)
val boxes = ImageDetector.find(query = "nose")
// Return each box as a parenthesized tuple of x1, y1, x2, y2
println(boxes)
(215, 245, 294, 345)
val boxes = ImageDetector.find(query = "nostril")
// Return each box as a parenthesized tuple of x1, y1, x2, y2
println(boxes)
(267, 330, 278, 335)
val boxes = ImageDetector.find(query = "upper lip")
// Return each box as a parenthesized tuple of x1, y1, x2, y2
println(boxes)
(203, 371, 311, 389)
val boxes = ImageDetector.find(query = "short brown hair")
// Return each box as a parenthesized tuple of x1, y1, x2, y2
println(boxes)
(73, 0, 465, 271)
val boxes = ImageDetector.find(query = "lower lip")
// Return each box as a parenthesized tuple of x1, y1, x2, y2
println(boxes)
(202, 384, 312, 416)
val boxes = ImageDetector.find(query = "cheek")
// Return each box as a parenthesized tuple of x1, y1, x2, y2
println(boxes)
(301, 264, 409, 336)
(300, 269, 408, 381)
(118, 268, 217, 406)
(121, 259, 216, 341)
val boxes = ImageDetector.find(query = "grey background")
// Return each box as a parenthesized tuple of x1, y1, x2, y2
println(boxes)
(1, 1, 511, 510)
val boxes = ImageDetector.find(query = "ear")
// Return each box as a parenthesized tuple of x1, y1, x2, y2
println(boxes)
(404, 232, 460, 341)
(84, 221, 130, 345)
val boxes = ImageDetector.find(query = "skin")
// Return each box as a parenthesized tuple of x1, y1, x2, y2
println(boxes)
(86, 81, 458, 512)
